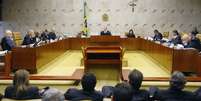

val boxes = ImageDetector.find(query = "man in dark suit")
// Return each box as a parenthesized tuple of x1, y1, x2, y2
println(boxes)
(101, 69, 150, 101)
(41, 29, 49, 41)
(154, 71, 197, 101)
(153, 29, 163, 41)
(100, 27, 111, 36)
(1, 30, 15, 51)
(64, 73, 104, 101)
(112, 82, 133, 101)
(22, 30, 36, 45)
(129, 69, 150, 101)
(184, 32, 201, 51)
(170, 30, 182, 45)
(0, 93, 3, 101)
(48, 29, 57, 40)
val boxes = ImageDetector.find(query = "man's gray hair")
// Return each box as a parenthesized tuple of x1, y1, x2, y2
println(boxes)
(170, 71, 186, 90)
(42, 88, 65, 101)
(171, 71, 186, 83)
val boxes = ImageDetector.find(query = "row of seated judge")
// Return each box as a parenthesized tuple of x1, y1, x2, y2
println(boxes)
(1, 28, 201, 51)
(1, 69, 201, 101)
(152, 29, 201, 51)
(0, 29, 65, 51)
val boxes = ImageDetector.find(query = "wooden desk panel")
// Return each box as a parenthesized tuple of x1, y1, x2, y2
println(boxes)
(84, 46, 122, 79)
(12, 47, 36, 73)
(0, 52, 11, 76)
(172, 49, 198, 73)
(10, 37, 201, 78)
(121, 38, 141, 50)
(140, 39, 173, 73)
(69, 38, 88, 50)
(196, 53, 201, 76)
(36, 39, 69, 68)
(12, 39, 69, 73)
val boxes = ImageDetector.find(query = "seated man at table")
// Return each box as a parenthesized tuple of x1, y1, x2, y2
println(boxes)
(184, 32, 201, 51)
(100, 27, 111, 36)
(170, 30, 182, 45)
(64, 73, 104, 101)
(1, 30, 15, 51)
(48, 28, 57, 40)
(41, 29, 49, 41)
(22, 29, 36, 45)
(126, 29, 136, 38)
(153, 29, 163, 41)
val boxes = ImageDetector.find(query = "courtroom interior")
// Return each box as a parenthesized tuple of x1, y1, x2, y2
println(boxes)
(0, 0, 201, 101)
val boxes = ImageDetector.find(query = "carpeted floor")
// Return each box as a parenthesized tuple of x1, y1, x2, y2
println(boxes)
(35, 50, 170, 77)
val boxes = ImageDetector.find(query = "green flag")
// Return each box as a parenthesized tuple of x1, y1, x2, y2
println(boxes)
(83, 1, 89, 36)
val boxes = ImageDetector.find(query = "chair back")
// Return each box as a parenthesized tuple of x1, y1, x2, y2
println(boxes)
(12, 32, 23, 46)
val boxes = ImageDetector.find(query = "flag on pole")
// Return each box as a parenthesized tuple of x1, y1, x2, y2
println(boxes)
(83, 1, 89, 36)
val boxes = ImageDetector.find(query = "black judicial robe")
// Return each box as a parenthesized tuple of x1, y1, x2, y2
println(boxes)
(153, 33, 163, 41)
(155, 88, 197, 101)
(1, 37, 15, 51)
(22, 35, 36, 45)
(64, 88, 104, 101)
(171, 35, 182, 45)
(185, 38, 201, 51)
(48, 32, 56, 40)
(100, 31, 111, 36)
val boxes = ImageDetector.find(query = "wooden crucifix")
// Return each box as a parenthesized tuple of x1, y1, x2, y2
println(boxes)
(129, 0, 137, 12)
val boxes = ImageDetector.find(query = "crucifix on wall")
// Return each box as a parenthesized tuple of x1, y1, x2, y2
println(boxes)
(129, 0, 137, 13)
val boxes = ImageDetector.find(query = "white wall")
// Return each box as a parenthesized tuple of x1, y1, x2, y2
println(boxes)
(2, 0, 201, 37)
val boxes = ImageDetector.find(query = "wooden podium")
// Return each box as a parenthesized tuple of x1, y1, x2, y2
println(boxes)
(84, 46, 123, 80)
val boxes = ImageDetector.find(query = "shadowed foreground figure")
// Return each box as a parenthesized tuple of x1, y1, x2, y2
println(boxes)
(0, 93, 3, 101)
(102, 69, 150, 101)
(128, 69, 150, 101)
(64, 73, 104, 101)
(154, 71, 197, 101)
(42, 88, 65, 101)
(112, 82, 133, 101)
(4, 69, 40, 100)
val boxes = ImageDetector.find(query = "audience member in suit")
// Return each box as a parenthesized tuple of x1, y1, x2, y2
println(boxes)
(170, 30, 182, 45)
(102, 69, 149, 101)
(194, 87, 201, 100)
(112, 82, 133, 101)
(64, 73, 104, 101)
(42, 88, 65, 101)
(0, 93, 3, 101)
(100, 27, 111, 36)
(4, 69, 40, 100)
(154, 71, 197, 101)
(184, 32, 201, 51)
(48, 29, 57, 40)
(41, 29, 49, 41)
(126, 29, 136, 38)
(22, 30, 36, 45)
(1, 30, 15, 51)
(153, 29, 163, 41)
(129, 69, 150, 101)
